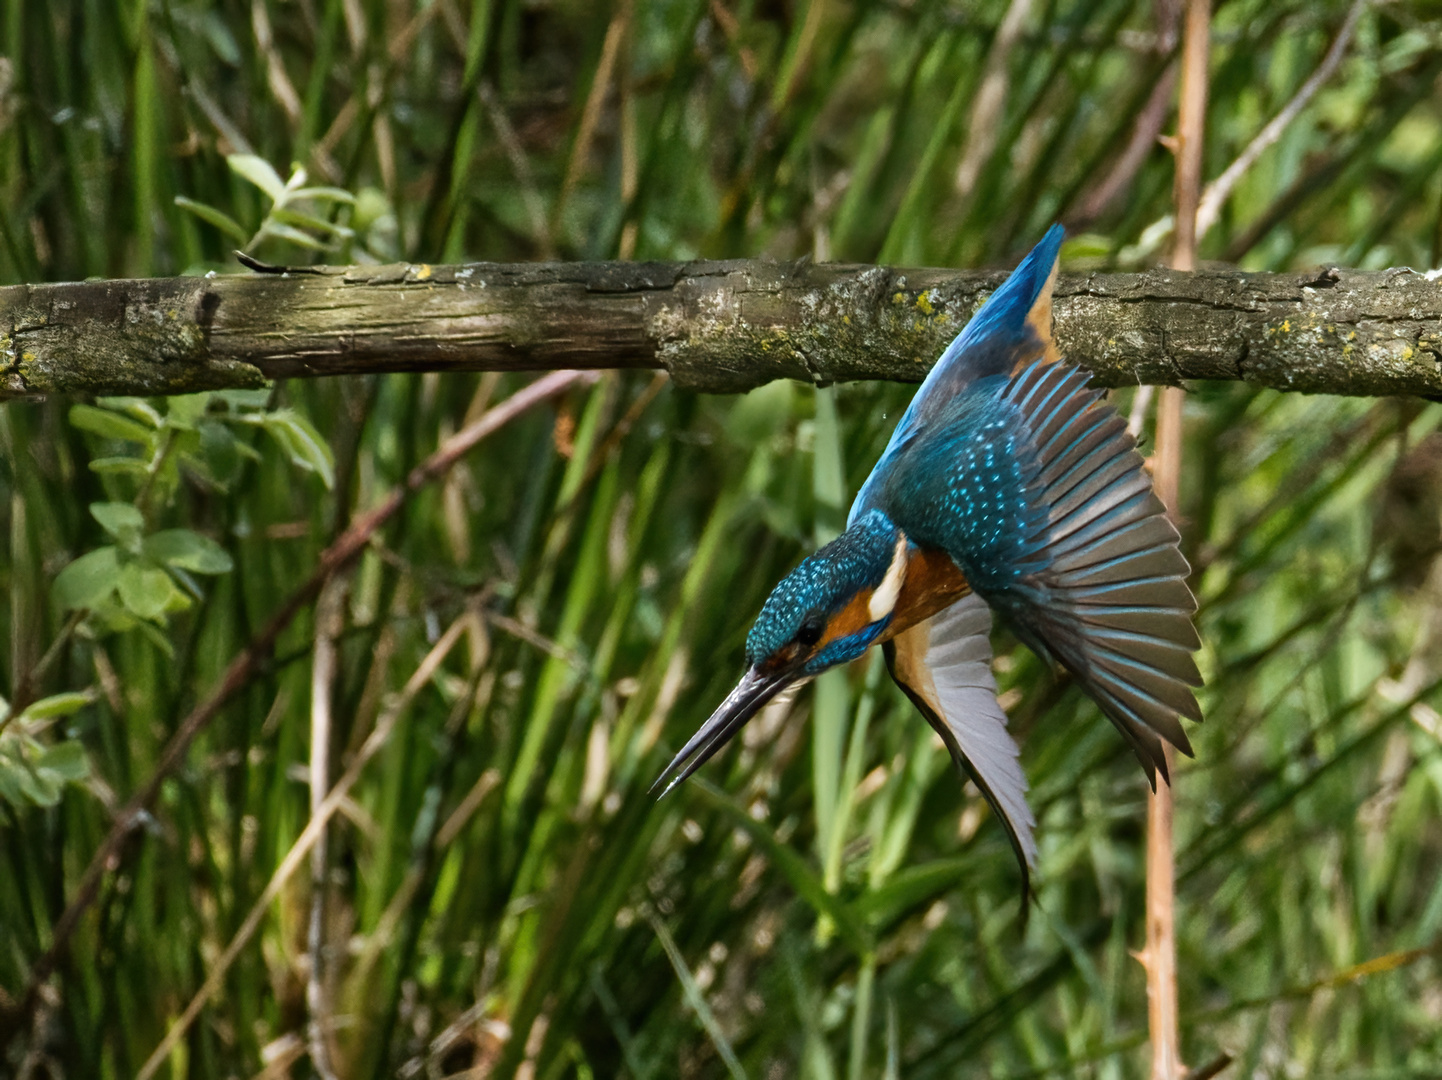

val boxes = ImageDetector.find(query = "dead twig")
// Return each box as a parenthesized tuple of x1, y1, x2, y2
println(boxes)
(954, 0, 1035, 200)
(555, 0, 634, 231)
(1070, 62, 1177, 227)
(1195, 0, 1367, 241)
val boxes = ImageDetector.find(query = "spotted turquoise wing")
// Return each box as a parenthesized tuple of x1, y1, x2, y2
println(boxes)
(879, 358, 1202, 783)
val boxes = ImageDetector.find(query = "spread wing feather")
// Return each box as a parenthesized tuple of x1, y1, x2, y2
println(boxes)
(883, 593, 1038, 890)
(999, 361, 1203, 783)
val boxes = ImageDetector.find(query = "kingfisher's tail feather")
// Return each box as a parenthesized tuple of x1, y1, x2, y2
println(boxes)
(883, 226, 1066, 447)
(853, 227, 1071, 529)
(1002, 361, 1202, 784)
(938, 222, 1065, 368)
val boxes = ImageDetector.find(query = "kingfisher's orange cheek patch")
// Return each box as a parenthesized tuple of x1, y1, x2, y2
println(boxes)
(821, 592, 876, 648)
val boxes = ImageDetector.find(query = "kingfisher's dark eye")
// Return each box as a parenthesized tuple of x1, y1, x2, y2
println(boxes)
(795, 615, 825, 647)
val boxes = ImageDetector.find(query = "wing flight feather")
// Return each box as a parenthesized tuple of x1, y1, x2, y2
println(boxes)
(999, 361, 1203, 783)
(883, 593, 1038, 891)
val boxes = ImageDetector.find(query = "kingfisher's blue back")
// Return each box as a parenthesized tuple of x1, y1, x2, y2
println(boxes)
(851, 228, 1064, 601)
(655, 226, 1201, 896)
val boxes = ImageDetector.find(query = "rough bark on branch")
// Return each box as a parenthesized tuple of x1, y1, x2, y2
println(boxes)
(4, 259, 1441, 399)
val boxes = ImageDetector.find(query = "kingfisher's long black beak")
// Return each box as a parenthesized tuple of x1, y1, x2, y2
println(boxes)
(650, 666, 795, 797)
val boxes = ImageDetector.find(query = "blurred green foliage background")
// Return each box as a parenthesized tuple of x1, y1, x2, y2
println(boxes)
(2, 0, 1442, 1076)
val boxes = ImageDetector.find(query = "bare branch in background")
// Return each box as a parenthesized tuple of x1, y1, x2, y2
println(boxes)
(1070, 62, 1178, 227)
(251, 0, 303, 128)
(954, 0, 1035, 200)
(479, 82, 554, 258)
(1071, 0, 1182, 227)
(1195, 0, 1367, 242)
(306, 574, 348, 1080)
(556, 0, 633, 229)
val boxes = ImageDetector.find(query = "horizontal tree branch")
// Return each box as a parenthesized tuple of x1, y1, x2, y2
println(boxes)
(4, 258, 1442, 399)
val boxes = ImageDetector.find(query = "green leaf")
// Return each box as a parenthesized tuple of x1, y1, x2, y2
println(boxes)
(88, 456, 151, 476)
(69, 404, 155, 447)
(95, 397, 164, 427)
(270, 206, 354, 239)
(198, 420, 239, 483)
(173, 195, 249, 243)
(13, 759, 61, 806)
(117, 562, 189, 620)
(197, 10, 241, 64)
(211, 389, 273, 410)
(18, 691, 95, 724)
(289, 186, 356, 204)
(256, 221, 330, 250)
(147, 452, 183, 507)
(0, 761, 25, 807)
(1060, 233, 1114, 260)
(35, 741, 90, 783)
(164, 393, 213, 431)
(90, 502, 145, 545)
(263, 410, 335, 489)
(693, 779, 872, 957)
(136, 620, 177, 659)
(227, 153, 286, 201)
(53, 546, 121, 609)
(94, 603, 139, 632)
(352, 187, 391, 232)
(171, 427, 206, 472)
(852, 858, 971, 929)
(143, 530, 233, 574)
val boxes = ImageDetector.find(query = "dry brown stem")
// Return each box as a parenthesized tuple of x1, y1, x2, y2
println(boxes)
(1141, 1, 1211, 1077)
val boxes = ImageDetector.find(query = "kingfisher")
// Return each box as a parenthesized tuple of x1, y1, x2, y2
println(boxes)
(652, 226, 1201, 892)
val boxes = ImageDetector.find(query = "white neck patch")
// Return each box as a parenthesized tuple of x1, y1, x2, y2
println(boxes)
(868, 533, 909, 622)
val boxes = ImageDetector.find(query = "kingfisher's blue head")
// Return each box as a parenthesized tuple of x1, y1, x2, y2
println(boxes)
(652, 510, 909, 795)
(746, 511, 908, 674)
